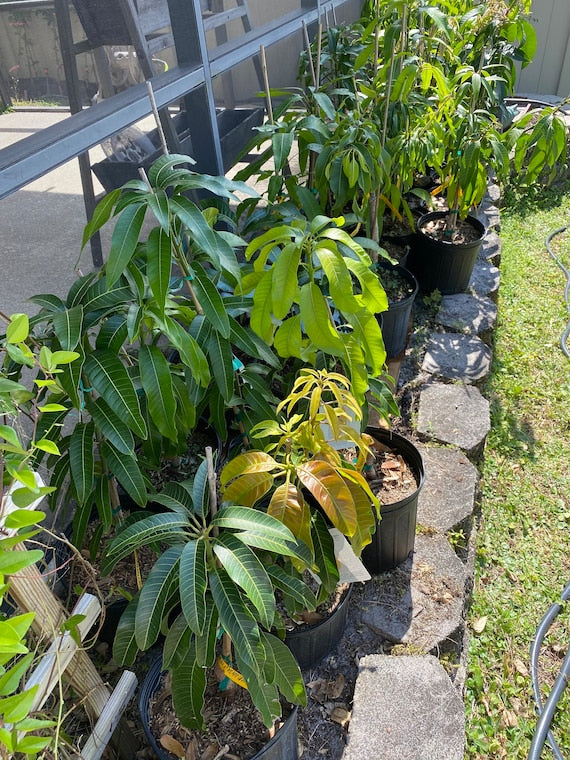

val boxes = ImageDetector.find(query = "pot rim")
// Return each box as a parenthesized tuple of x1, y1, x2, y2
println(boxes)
(365, 426, 425, 509)
(417, 210, 486, 246)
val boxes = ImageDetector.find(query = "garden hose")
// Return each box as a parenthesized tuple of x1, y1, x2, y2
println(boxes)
(528, 582, 570, 760)
(545, 226, 570, 358)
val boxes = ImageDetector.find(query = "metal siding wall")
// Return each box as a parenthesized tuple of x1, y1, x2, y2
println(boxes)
(516, 0, 570, 96)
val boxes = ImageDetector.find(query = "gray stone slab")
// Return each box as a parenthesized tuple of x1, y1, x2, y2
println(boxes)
(416, 382, 490, 459)
(479, 230, 501, 265)
(485, 183, 501, 204)
(421, 333, 492, 383)
(360, 533, 465, 650)
(469, 258, 500, 300)
(417, 446, 479, 532)
(477, 204, 500, 231)
(343, 654, 465, 760)
(436, 293, 497, 341)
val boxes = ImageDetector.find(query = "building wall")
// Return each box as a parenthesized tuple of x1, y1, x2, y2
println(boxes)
(516, 0, 570, 97)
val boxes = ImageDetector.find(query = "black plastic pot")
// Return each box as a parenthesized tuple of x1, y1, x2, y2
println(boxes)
(362, 428, 425, 573)
(92, 107, 264, 191)
(377, 262, 418, 359)
(407, 211, 486, 294)
(284, 584, 352, 670)
(139, 657, 299, 760)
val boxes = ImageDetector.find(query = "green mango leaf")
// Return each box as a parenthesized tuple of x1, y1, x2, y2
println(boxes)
(194, 599, 218, 668)
(251, 269, 275, 345)
(112, 596, 139, 666)
(179, 539, 207, 635)
(82, 188, 121, 248)
(206, 330, 233, 403)
(344, 307, 386, 375)
(209, 566, 261, 676)
(246, 674, 281, 729)
(106, 203, 147, 288)
(171, 645, 207, 730)
(69, 421, 95, 506)
(315, 244, 360, 312)
(95, 473, 113, 531)
(299, 282, 344, 355)
(191, 262, 230, 339)
(261, 631, 306, 706)
(135, 545, 182, 649)
(228, 316, 280, 367)
(274, 315, 305, 360)
(214, 534, 275, 630)
(165, 317, 210, 388)
(272, 131, 294, 172)
(270, 242, 301, 320)
(57, 343, 84, 409)
(222, 471, 273, 507)
(52, 306, 83, 351)
(147, 226, 171, 315)
(101, 441, 147, 507)
(139, 344, 177, 441)
(86, 397, 134, 455)
(95, 314, 128, 353)
(220, 451, 280, 487)
(312, 512, 339, 596)
(152, 480, 194, 515)
(103, 512, 189, 572)
(84, 350, 147, 439)
(28, 293, 65, 312)
(163, 613, 192, 670)
(266, 564, 317, 610)
(192, 458, 210, 518)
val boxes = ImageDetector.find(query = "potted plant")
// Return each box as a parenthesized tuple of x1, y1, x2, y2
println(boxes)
(103, 452, 312, 759)
(376, 260, 418, 359)
(361, 427, 425, 574)
(220, 368, 381, 667)
(5, 155, 282, 552)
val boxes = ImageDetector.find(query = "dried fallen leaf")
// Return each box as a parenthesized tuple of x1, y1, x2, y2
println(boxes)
(472, 616, 488, 634)
(160, 735, 185, 759)
(301, 610, 324, 625)
(200, 743, 221, 760)
(514, 658, 529, 677)
(501, 709, 518, 728)
(328, 674, 345, 700)
(330, 706, 351, 727)
(185, 738, 196, 760)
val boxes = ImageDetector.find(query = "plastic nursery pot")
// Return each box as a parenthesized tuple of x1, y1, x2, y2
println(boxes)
(407, 211, 486, 295)
(139, 657, 299, 760)
(376, 261, 419, 359)
(361, 428, 425, 574)
(284, 584, 353, 671)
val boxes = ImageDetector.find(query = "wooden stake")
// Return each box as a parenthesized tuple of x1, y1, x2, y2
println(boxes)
(259, 45, 274, 124)
(146, 80, 168, 156)
(302, 20, 316, 89)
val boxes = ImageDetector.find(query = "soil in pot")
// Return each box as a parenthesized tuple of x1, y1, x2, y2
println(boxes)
(420, 214, 482, 245)
(361, 429, 425, 573)
(376, 262, 418, 358)
(142, 659, 297, 760)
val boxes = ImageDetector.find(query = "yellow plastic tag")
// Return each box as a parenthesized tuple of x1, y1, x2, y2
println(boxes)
(216, 656, 248, 690)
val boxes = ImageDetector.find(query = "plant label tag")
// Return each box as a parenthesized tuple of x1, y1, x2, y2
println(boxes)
(329, 528, 371, 583)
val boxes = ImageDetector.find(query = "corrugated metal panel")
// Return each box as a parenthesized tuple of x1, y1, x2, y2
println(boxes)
(517, 0, 570, 96)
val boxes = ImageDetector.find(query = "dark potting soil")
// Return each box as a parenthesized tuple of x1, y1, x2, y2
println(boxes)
(377, 265, 416, 303)
(148, 668, 294, 760)
(420, 215, 481, 245)
(365, 439, 419, 504)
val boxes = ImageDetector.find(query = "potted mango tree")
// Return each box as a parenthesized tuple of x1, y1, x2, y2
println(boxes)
(220, 368, 381, 668)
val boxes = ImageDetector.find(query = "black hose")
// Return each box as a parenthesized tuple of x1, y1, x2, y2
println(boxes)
(528, 582, 570, 760)
(545, 226, 570, 359)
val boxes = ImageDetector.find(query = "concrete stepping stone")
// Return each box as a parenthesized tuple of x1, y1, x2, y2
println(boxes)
(479, 230, 501, 265)
(484, 183, 501, 205)
(343, 654, 465, 760)
(416, 382, 490, 459)
(417, 446, 479, 533)
(436, 293, 498, 342)
(360, 533, 465, 650)
(477, 203, 500, 231)
(421, 333, 492, 383)
(469, 259, 500, 300)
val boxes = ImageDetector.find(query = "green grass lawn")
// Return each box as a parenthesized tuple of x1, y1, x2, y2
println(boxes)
(465, 183, 570, 758)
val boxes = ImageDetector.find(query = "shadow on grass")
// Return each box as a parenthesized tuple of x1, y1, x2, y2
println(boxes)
(501, 177, 570, 216)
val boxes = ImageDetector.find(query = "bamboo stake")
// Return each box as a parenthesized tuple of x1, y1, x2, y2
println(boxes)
(315, 23, 323, 89)
(302, 20, 317, 89)
(259, 45, 274, 124)
(146, 80, 168, 157)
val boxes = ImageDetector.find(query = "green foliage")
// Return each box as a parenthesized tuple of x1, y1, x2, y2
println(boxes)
(240, 207, 391, 406)
(105, 458, 309, 730)
(220, 368, 380, 562)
